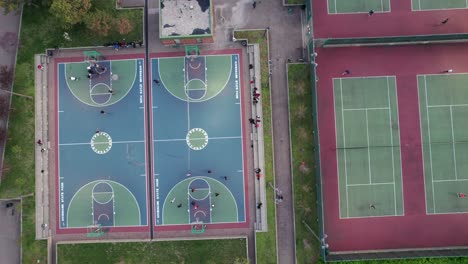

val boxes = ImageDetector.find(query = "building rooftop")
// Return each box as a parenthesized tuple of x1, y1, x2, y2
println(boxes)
(159, 0, 212, 38)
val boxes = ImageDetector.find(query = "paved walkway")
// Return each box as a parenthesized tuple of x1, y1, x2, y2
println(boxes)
(0, 6, 22, 264)
(0, 199, 21, 264)
(211, 1, 304, 263)
(0, 7, 21, 180)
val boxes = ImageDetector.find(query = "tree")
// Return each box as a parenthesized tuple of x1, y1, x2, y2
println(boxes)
(49, 0, 91, 26)
(115, 17, 134, 35)
(84, 9, 113, 36)
(0, 0, 33, 14)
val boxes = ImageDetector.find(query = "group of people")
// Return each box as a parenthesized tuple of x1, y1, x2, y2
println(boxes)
(249, 116, 261, 128)
(252, 87, 261, 104)
(105, 40, 143, 51)
(86, 63, 107, 79)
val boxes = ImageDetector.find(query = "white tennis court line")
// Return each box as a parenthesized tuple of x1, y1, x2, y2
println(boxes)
(347, 182, 394, 187)
(424, 75, 437, 214)
(450, 106, 458, 180)
(394, 77, 404, 215)
(340, 79, 350, 218)
(343, 107, 389, 111)
(428, 103, 468, 108)
(433, 178, 468, 183)
(365, 109, 372, 184)
(387, 76, 398, 216)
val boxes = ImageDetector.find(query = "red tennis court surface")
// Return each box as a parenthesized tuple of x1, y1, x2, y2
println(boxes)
(312, 0, 468, 39)
(316, 43, 468, 252)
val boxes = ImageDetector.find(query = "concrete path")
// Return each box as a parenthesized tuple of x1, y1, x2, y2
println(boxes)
(213, 1, 303, 263)
(0, 7, 21, 180)
(0, 199, 21, 264)
(0, 6, 22, 264)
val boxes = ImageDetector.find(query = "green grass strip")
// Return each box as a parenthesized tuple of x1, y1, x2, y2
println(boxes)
(58, 238, 248, 264)
(233, 29, 277, 264)
(287, 63, 320, 263)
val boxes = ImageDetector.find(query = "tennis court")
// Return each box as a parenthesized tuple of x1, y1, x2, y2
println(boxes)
(151, 51, 247, 227)
(412, 0, 468, 11)
(334, 76, 404, 218)
(327, 0, 390, 14)
(56, 55, 148, 230)
(418, 73, 468, 214)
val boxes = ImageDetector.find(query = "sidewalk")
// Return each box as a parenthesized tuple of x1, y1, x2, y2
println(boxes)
(0, 7, 21, 180)
(0, 7, 23, 264)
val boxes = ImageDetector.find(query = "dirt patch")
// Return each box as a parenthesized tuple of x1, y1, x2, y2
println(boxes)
(0, 32, 18, 54)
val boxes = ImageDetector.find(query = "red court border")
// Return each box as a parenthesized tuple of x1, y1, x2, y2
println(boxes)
(149, 49, 250, 232)
(54, 53, 150, 235)
(313, 0, 468, 39)
(316, 43, 468, 252)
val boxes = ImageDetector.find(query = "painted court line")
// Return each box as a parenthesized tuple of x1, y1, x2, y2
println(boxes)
(340, 79, 350, 218)
(153, 136, 242, 142)
(433, 179, 468, 183)
(424, 75, 437, 213)
(428, 104, 468, 108)
(365, 109, 372, 184)
(387, 76, 398, 215)
(347, 182, 394, 187)
(343, 107, 389, 111)
(450, 106, 458, 180)
(59, 140, 145, 146)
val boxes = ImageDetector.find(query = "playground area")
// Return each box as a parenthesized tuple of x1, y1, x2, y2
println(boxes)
(315, 43, 468, 252)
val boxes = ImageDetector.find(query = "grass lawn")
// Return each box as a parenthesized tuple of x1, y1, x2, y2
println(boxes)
(58, 238, 248, 264)
(287, 63, 319, 263)
(0, 1, 143, 262)
(233, 29, 277, 264)
(21, 196, 47, 264)
(285, 0, 306, 5)
(323, 258, 468, 264)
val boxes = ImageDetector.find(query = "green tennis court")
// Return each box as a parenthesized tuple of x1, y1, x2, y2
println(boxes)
(418, 74, 468, 214)
(412, 0, 468, 11)
(334, 76, 404, 218)
(328, 0, 390, 14)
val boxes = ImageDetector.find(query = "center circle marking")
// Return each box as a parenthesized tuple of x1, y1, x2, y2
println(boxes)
(90, 132, 113, 154)
(186, 128, 208, 150)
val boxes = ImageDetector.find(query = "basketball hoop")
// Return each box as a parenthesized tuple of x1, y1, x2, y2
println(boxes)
(86, 224, 106, 237)
(191, 223, 206, 234)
